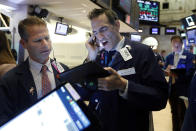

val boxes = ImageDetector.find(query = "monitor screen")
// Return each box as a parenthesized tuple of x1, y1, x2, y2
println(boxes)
(180, 32, 186, 37)
(55, 22, 69, 36)
(165, 27, 176, 35)
(138, 0, 160, 24)
(181, 14, 196, 30)
(131, 34, 141, 42)
(150, 27, 160, 35)
(188, 38, 195, 44)
(0, 83, 93, 131)
(119, 0, 131, 14)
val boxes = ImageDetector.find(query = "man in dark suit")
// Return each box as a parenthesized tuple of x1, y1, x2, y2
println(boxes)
(0, 16, 68, 125)
(164, 36, 194, 131)
(78, 8, 168, 131)
(182, 73, 196, 131)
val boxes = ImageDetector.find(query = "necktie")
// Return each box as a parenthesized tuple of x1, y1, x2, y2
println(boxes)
(106, 50, 116, 66)
(41, 65, 52, 96)
(174, 53, 179, 68)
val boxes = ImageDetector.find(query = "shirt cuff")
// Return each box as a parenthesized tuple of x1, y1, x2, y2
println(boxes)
(119, 80, 128, 99)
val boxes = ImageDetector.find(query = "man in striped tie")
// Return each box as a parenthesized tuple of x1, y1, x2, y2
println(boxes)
(0, 16, 68, 125)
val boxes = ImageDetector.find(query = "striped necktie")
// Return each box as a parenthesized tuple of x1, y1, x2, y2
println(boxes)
(106, 50, 116, 66)
(41, 65, 52, 96)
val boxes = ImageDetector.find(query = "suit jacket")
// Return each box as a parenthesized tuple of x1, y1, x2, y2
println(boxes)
(182, 73, 196, 131)
(77, 38, 169, 131)
(0, 58, 68, 125)
(165, 50, 194, 96)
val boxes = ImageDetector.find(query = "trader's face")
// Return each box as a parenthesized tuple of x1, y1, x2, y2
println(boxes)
(171, 38, 183, 53)
(91, 14, 121, 51)
(21, 25, 52, 64)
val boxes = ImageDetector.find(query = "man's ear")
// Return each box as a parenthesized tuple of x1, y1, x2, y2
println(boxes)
(114, 20, 120, 31)
(20, 39, 27, 49)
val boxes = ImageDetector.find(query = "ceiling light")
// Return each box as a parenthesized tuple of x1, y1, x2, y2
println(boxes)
(0, 4, 16, 12)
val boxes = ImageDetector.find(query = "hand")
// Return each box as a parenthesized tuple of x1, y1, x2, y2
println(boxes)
(98, 67, 128, 92)
(85, 35, 99, 61)
(164, 65, 174, 76)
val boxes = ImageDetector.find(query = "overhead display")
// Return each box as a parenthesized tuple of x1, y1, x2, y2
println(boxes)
(138, 0, 160, 24)
(119, 0, 131, 14)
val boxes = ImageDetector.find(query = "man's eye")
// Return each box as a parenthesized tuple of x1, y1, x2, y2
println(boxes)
(99, 27, 108, 33)
(45, 37, 50, 41)
(34, 39, 42, 43)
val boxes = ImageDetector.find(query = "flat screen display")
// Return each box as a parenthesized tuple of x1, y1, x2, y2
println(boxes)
(165, 27, 176, 35)
(188, 38, 195, 44)
(131, 34, 141, 42)
(0, 83, 92, 131)
(119, 0, 131, 14)
(181, 15, 196, 30)
(150, 27, 160, 35)
(180, 33, 186, 37)
(138, 0, 160, 24)
(55, 22, 69, 36)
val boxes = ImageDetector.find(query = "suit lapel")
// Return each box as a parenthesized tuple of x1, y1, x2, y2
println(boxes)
(17, 59, 37, 103)
(111, 52, 124, 67)
(111, 38, 133, 68)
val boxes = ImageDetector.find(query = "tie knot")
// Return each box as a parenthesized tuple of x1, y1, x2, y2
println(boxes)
(42, 65, 48, 72)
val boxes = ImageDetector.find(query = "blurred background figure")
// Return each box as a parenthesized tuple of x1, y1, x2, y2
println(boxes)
(159, 50, 166, 68)
(142, 37, 164, 68)
(0, 31, 16, 78)
(164, 35, 194, 131)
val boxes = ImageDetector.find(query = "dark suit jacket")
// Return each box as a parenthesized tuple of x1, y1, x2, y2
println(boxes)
(77, 38, 169, 131)
(0, 58, 68, 125)
(165, 50, 194, 96)
(182, 73, 196, 131)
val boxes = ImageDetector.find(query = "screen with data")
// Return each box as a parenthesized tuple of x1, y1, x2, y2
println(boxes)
(0, 83, 91, 131)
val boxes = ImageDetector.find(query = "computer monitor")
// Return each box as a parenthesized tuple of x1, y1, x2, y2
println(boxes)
(131, 34, 141, 42)
(0, 83, 100, 131)
(150, 27, 160, 35)
(181, 14, 196, 30)
(55, 22, 69, 36)
(138, 0, 160, 25)
(188, 38, 195, 44)
(165, 27, 176, 35)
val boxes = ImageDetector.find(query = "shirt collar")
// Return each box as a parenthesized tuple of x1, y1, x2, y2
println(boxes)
(174, 49, 183, 55)
(29, 57, 52, 74)
(112, 37, 125, 52)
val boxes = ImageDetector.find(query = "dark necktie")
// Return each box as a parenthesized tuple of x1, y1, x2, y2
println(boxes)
(106, 50, 116, 66)
(41, 65, 52, 96)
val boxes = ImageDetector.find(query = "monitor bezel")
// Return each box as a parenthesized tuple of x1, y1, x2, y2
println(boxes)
(54, 22, 69, 36)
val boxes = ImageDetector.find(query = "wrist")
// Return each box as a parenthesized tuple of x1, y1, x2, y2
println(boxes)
(119, 78, 127, 92)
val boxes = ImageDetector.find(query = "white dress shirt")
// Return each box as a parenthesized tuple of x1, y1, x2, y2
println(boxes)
(29, 58, 56, 99)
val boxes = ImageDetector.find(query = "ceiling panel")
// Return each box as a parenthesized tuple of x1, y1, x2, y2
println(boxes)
(4, 0, 136, 32)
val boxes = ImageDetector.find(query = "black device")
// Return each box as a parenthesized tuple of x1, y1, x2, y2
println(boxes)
(55, 22, 69, 36)
(150, 27, 160, 35)
(165, 27, 176, 35)
(58, 61, 110, 87)
(170, 68, 186, 75)
(181, 14, 196, 30)
(0, 83, 101, 131)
